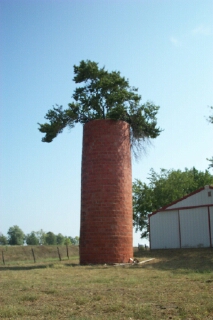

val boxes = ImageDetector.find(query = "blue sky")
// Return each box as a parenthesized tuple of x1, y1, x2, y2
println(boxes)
(1, 0, 213, 246)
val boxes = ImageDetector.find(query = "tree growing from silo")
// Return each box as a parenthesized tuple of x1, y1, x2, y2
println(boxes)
(38, 60, 162, 263)
(38, 60, 161, 155)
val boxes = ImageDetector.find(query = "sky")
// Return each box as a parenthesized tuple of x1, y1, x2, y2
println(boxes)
(1, 0, 213, 246)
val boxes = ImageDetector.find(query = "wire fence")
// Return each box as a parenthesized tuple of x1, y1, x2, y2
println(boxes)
(1, 245, 79, 265)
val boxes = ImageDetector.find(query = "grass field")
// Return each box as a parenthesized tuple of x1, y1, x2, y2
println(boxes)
(0, 247, 213, 319)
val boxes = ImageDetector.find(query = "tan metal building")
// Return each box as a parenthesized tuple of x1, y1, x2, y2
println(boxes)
(149, 185, 213, 249)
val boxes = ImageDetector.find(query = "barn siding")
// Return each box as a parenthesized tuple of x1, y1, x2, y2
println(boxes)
(210, 207, 213, 247)
(150, 211, 179, 249)
(179, 208, 210, 248)
(168, 189, 213, 210)
(150, 187, 213, 249)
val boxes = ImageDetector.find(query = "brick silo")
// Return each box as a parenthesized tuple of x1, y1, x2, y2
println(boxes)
(80, 119, 133, 264)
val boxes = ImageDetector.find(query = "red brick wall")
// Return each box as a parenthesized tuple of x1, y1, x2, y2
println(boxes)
(80, 119, 133, 264)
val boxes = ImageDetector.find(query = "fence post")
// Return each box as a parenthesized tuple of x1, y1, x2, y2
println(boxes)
(31, 248, 36, 263)
(57, 247, 62, 261)
(2, 251, 5, 265)
(66, 245, 69, 260)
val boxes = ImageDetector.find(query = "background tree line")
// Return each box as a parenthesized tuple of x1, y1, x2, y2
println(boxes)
(2, 164, 212, 246)
(0, 226, 79, 246)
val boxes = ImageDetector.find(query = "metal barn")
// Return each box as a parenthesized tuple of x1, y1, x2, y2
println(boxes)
(149, 185, 213, 249)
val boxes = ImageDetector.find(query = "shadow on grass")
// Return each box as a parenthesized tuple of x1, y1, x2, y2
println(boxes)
(134, 248, 213, 272)
(0, 263, 118, 272)
(0, 263, 80, 271)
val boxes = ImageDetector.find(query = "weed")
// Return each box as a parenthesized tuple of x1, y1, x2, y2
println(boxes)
(21, 294, 38, 302)
(43, 289, 57, 295)
(0, 306, 26, 318)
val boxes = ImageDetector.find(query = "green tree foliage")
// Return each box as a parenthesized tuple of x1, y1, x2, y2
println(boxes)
(133, 167, 213, 238)
(74, 236, 79, 245)
(56, 233, 65, 245)
(64, 237, 71, 246)
(207, 157, 213, 169)
(7, 225, 25, 245)
(25, 231, 40, 245)
(208, 106, 213, 124)
(69, 236, 79, 245)
(3, 227, 78, 246)
(38, 60, 162, 158)
(45, 232, 57, 245)
(207, 107, 213, 169)
(35, 229, 47, 245)
(0, 233, 8, 245)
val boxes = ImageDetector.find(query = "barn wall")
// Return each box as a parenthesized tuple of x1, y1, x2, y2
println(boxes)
(210, 207, 213, 247)
(150, 211, 179, 249)
(179, 207, 210, 248)
(168, 189, 213, 210)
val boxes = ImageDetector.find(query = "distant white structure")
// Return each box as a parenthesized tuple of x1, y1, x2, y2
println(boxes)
(149, 186, 213, 249)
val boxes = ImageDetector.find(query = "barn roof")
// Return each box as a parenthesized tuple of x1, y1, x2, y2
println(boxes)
(150, 185, 213, 217)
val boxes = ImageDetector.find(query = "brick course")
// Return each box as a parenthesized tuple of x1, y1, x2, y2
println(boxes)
(80, 119, 133, 264)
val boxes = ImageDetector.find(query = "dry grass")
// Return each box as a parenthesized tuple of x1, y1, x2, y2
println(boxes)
(0, 247, 213, 319)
